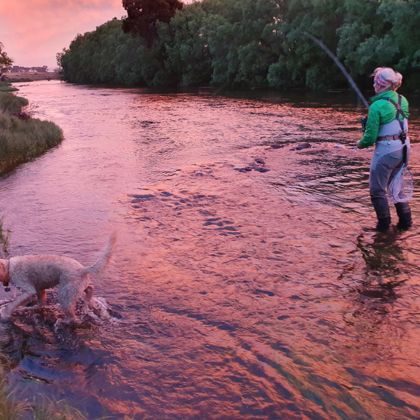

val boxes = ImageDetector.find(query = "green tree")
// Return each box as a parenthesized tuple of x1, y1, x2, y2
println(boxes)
(163, 2, 212, 87)
(122, 0, 183, 45)
(0, 43, 13, 76)
(203, 0, 282, 88)
(59, 20, 145, 86)
(270, 0, 347, 90)
(335, 0, 420, 90)
(376, 0, 420, 89)
(58, 0, 420, 91)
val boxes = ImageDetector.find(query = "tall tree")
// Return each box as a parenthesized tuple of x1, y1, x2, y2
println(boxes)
(59, 0, 420, 91)
(122, 0, 183, 44)
(0, 42, 13, 76)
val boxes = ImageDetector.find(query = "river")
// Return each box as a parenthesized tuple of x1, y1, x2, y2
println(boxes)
(0, 80, 419, 418)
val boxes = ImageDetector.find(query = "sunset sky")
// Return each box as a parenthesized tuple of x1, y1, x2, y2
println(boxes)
(0, 0, 193, 69)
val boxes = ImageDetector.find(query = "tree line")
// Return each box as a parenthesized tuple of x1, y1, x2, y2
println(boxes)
(58, 0, 420, 92)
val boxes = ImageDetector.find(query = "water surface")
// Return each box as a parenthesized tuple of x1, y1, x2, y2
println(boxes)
(0, 81, 419, 418)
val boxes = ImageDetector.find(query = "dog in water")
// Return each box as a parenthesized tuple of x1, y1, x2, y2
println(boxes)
(0, 234, 116, 323)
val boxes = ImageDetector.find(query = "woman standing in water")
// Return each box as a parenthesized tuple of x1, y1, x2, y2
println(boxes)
(357, 67, 412, 232)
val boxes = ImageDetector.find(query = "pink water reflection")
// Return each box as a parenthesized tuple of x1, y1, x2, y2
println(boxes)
(0, 81, 419, 418)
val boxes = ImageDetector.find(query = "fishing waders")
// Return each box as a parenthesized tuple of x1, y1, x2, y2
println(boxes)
(371, 95, 412, 232)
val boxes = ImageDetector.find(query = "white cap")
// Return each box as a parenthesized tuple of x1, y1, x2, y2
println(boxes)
(372, 67, 403, 91)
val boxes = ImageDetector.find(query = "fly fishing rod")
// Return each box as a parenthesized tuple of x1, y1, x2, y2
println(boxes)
(303, 32, 369, 109)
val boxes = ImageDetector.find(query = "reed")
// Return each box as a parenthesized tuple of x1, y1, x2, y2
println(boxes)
(0, 384, 86, 419)
(31, 397, 87, 420)
(0, 373, 28, 419)
(0, 366, 86, 419)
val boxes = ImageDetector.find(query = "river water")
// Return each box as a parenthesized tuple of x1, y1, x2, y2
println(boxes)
(0, 80, 419, 418)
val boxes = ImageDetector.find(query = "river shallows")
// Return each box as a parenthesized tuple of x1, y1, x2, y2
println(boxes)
(0, 81, 419, 418)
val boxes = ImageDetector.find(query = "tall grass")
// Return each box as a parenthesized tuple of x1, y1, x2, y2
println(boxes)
(30, 397, 87, 420)
(0, 82, 18, 93)
(0, 376, 28, 419)
(0, 92, 28, 114)
(0, 366, 86, 419)
(0, 90, 63, 175)
(0, 384, 87, 419)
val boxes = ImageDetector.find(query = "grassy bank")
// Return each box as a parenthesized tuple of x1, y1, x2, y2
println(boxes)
(0, 84, 18, 93)
(0, 84, 63, 175)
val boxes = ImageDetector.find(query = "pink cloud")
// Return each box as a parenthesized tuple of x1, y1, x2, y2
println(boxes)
(0, 0, 196, 68)
(0, 0, 124, 68)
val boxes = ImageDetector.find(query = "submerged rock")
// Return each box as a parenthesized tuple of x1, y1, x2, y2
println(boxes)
(292, 142, 312, 151)
(234, 157, 270, 173)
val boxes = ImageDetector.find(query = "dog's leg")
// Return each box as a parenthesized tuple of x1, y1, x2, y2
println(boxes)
(37, 289, 47, 306)
(84, 286, 93, 301)
(57, 282, 80, 324)
(0, 292, 36, 321)
(84, 286, 93, 308)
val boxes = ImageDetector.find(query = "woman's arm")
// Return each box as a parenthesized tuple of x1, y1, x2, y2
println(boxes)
(358, 105, 380, 148)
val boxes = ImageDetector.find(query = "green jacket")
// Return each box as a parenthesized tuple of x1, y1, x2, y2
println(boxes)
(357, 90, 409, 149)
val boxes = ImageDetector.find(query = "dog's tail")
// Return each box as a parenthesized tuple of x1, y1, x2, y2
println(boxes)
(82, 233, 116, 276)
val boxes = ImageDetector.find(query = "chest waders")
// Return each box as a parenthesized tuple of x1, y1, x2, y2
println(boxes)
(385, 95, 408, 163)
(372, 95, 412, 231)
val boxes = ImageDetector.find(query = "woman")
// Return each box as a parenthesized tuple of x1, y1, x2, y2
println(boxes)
(357, 67, 412, 232)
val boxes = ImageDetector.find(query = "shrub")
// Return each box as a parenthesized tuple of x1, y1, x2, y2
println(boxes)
(0, 90, 63, 174)
(0, 92, 28, 114)
(0, 113, 63, 174)
(0, 82, 18, 93)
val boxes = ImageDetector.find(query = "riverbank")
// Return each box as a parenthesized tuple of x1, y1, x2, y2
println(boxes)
(3, 72, 61, 83)
(0, 83, 18, 93)
(0, 83, 63, 175)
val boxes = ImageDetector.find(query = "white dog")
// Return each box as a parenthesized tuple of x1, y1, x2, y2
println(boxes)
(0, 234, 116, 323)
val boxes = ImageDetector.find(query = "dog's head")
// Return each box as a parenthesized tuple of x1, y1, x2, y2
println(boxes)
(0, 259, 9, 286)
